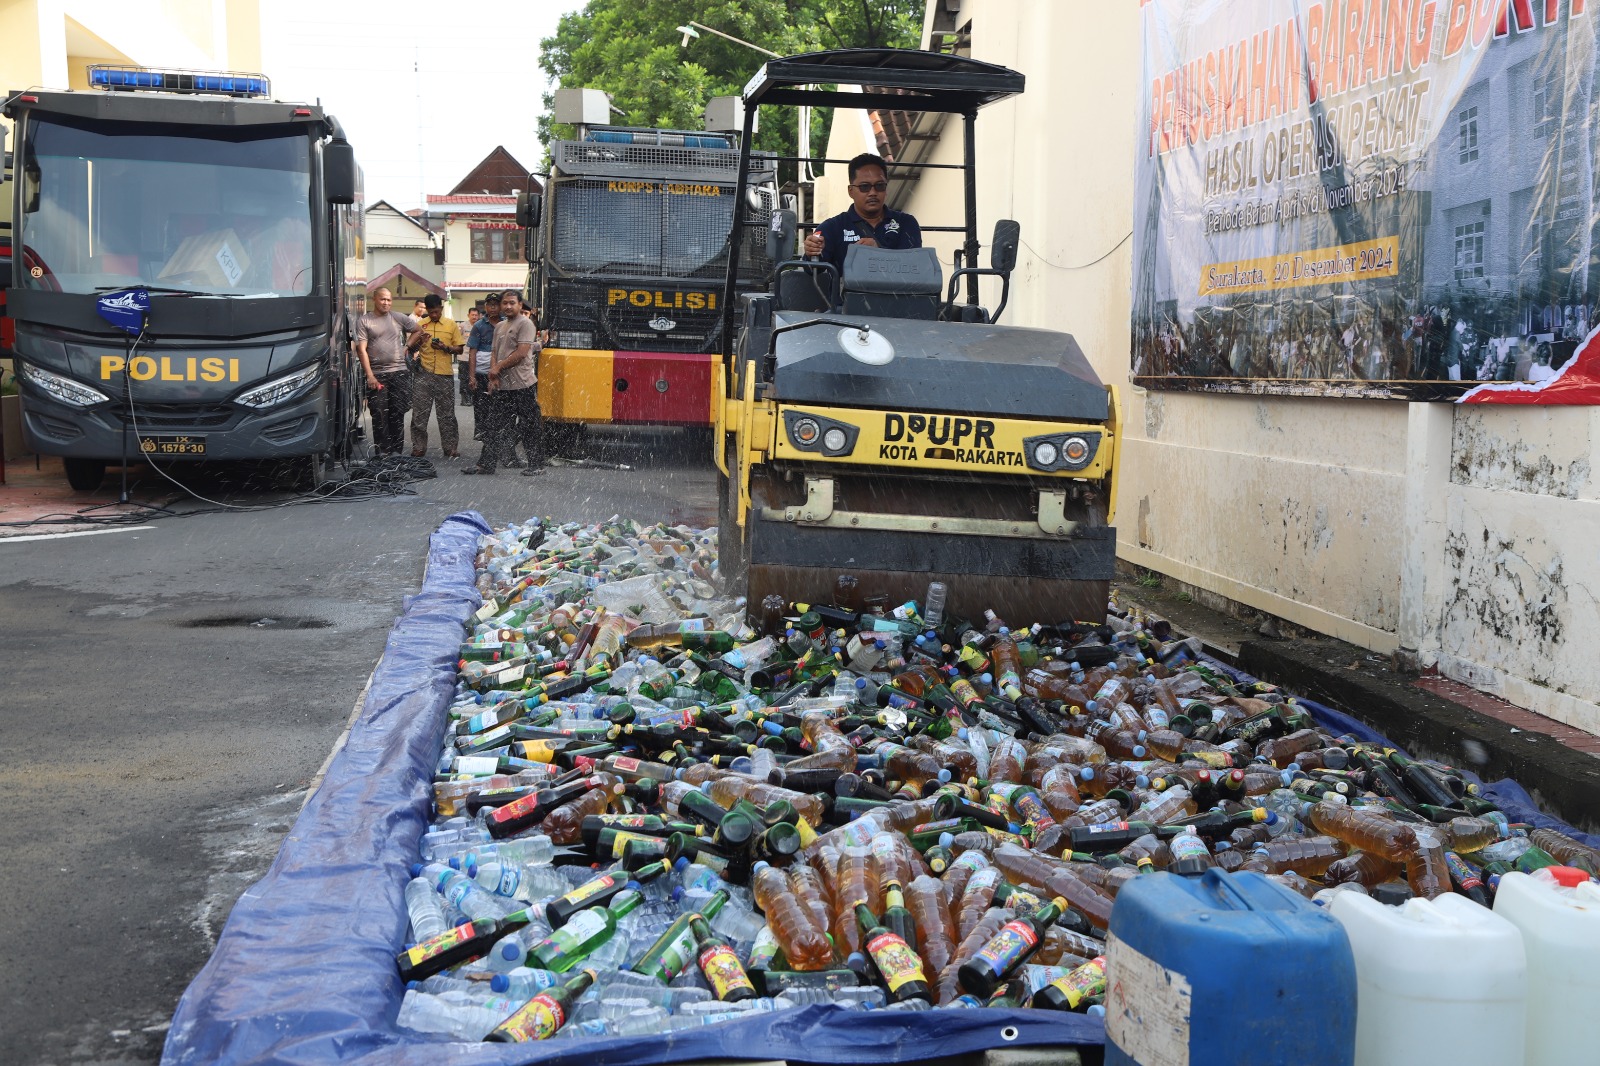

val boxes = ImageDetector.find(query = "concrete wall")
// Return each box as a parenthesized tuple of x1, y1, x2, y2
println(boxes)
(870, 0, 1600, 734)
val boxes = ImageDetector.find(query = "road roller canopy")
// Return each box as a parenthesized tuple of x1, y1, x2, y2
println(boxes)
(740, 48, 1024, 112)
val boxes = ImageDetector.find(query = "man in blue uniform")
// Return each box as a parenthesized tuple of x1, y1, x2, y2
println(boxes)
(803, 153, 922, 272)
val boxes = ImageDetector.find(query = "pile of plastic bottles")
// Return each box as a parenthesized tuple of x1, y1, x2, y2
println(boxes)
(393, 516, 1600, 1046)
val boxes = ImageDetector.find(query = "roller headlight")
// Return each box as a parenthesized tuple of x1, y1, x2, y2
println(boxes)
(1023, 430, 1102, 472)
(235, 364, 323, 409)
(783, 410, 860, 457)
(15, 362, 110, 407)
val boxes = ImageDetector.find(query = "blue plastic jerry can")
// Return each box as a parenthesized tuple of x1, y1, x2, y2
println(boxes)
(1104, 869, 1356, 1066)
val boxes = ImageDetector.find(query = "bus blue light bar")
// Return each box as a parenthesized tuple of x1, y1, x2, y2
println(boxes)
(87, 65, 271, 98)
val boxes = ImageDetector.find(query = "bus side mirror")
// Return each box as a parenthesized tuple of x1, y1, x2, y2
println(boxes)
(991, 219, 1020, 274)
(517, 190, 541, 228)
(767, 209, 797, 263)
(324, 141, 357, 205)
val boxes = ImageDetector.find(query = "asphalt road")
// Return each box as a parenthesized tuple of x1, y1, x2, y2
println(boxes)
(0, 417, 720, 1065)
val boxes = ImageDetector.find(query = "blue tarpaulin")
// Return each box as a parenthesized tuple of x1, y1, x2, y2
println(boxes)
(162, 513, 1596, 1064)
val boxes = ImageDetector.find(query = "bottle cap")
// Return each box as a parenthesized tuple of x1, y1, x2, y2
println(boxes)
(673, 856, 690, 873)
(409, 863, 424, 877)
(465, 861, 479, 877)
(939, 832, 955, 848)
(751, 860, 771, 875)
(1546, 866, 1593, 888)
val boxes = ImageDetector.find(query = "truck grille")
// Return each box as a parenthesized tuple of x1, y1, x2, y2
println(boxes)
(111, 403, 237, 428)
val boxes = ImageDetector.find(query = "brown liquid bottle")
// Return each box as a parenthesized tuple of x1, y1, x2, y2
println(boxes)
(908, 734, 978, 782)
(1083, 721, 1144, 760)
(751, 861, 833, 970)
(1249, 836, 1345, 877)
(789, 864, 834, 940)
(828, 846, 880, 959)
(1130, 785, 1195, 826)
(707, 775, 827, 826)
(1140, 728, 1187, 762)
(1256, 728, 1323, 768)
(1309, 804, 1419, 863)
(1038, 764, 1084, 820)
(937, 908, 1008, 1005)
(954, 866, 1006, 941)
(905, 874, 956, 976)
(1528, 827, 1600, 875)
(540, 780, 622, 845)
(1406, 826, 1450, 900)
(1078, 762, 1139, 799)
(987, 736, 1028, 784)
(1444, 816, 1502, 854)
(1324, 850, 1405, 887)
(940, 849, 991, 907)
(990, 843, 1115, 930)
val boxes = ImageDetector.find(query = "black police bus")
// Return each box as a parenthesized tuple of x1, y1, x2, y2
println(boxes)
(3, 66, 364, 490)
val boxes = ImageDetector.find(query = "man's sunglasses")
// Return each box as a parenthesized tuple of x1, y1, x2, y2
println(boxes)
(851, 181, 889, 193)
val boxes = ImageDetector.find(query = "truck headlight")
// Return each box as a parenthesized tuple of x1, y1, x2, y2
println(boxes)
(235, 364, 322, 409)
(783, 410, 859, 457)
(1023, 430, 1101, 473)
(16, 362, 110, 407)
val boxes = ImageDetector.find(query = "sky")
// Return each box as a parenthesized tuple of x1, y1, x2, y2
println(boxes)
(261, 0, 588, 211)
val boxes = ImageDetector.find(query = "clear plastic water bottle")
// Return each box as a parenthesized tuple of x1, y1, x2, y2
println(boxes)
(465, 858, 567, 902)
(394, 989, 515, 1040)
(434, 865, 515, 921)
(488, 966, 562, 999)
(404, 876, 450, 943)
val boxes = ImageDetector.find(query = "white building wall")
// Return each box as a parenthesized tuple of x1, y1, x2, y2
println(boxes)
(877, 0, 1600, 734)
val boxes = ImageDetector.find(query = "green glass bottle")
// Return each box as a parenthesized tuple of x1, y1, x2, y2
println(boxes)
(691, 914, 757, 1002)
(628, 890, 729, 983)
(529, 889, 642, 972)
(855, 901, 930, 1002)
(957, 895, 1069, 998)
(881, 879, 918, 954)
(484, 967, 596, 1042)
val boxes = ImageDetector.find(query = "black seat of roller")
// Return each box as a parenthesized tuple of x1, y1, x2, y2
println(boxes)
(776, 268, 834, 313)
(840, 245, 942, 320)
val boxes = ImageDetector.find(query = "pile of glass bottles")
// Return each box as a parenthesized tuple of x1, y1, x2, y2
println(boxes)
(392, 517, 1600, 1045)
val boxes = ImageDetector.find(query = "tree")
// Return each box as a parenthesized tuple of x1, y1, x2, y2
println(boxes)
(536, 0, 924, 166)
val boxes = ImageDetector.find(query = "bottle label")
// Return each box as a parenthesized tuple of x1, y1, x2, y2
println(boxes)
(866, 931, 926, 992)
(454, 755, 499, 775)
(560, 875, 616, 909)
(403, 920, 475, 967)
(973, 920, 1039, 976)
(608, 831, 658, 858)
(516, 739, 561, 762)
(747, 926, 782, 970)
(1082, 822, 1131, 835)
(698, 942, 755, 1000)
(651, 927, 697, 980)
(494, 866, 522, 897)
(610, 756, 642, 773)
(489, 791, 542, 828)
(545, 907, 607, 958)
(1169, 833, 1209, 862)
(491, 992, 565, 1042)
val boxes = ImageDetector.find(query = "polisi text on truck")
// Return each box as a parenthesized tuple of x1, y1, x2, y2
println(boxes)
(606, 289, 717, 311)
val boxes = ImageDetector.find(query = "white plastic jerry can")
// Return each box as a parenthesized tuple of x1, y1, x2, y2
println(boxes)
(1330, 890, 1526, 1066)
(1493, 867, 1600, 1066)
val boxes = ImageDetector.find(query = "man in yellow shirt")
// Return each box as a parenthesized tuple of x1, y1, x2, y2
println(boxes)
(406, 293, 465, 458)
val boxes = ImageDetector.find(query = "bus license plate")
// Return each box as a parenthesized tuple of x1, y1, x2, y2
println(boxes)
(139, 435, 206, 456)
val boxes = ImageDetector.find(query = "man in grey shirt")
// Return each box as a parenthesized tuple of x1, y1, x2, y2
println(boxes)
(462, 290, 545, 476)
(355, 287, 418, 456)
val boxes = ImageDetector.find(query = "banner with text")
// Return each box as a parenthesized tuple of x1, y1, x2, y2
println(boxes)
(1133, 0, 1600, 401)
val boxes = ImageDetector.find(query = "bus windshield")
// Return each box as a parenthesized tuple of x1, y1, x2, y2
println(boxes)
(548, 178, 769, 281)
(19, 115, 315, 297)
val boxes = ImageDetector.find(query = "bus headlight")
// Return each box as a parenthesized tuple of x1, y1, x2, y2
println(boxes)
(15, 361, 110, 407)
(235, 364, 323, 409)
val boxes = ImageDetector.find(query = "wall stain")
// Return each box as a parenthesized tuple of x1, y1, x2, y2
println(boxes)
(1451, 413, 1592, 498)
(1443, 522, 1566, 684)
(1144, 394, 1165, 440)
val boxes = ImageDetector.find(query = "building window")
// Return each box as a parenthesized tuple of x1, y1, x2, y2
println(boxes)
(471, 228, 523, 263)
(1458, 106, 1478, 163)
(1533, 68, 1560, 134)
(1455, 220, 1485, 279)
